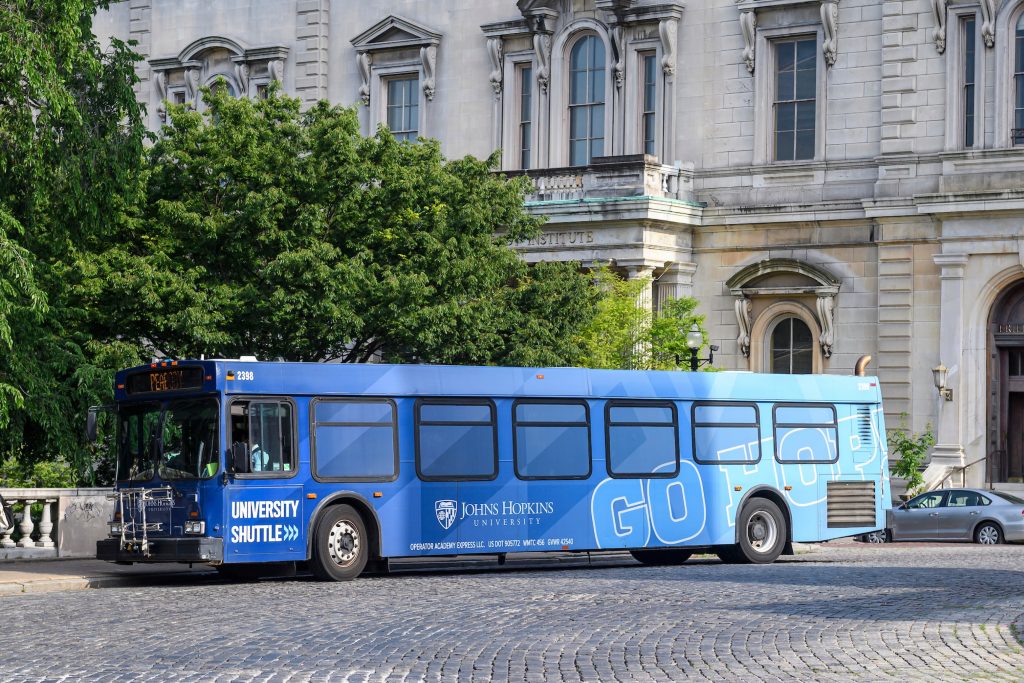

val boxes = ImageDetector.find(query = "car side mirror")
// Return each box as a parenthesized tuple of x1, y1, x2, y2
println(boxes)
(231, 443, 250, 474)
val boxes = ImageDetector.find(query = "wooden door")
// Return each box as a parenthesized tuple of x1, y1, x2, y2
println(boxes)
(1009, 393, 1024, 481)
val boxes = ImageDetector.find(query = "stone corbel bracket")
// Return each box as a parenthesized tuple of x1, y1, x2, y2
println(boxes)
(931, 0, 947, 53)
(524, 10, 557, 95)
(734, 296, 753, 357)
(421, 45, 437, 101)
(486, 37, 503, 98)
(816, 292, 836, 358)
(981, 0, 995, 47)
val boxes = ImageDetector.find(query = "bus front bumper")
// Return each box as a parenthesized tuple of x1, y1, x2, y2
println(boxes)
(96, 537, 223, 563)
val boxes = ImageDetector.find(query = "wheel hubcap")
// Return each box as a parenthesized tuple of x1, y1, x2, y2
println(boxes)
(979, 527, 998, 544)
(327, 520, 360, 565)
(747, 511, 778, 553)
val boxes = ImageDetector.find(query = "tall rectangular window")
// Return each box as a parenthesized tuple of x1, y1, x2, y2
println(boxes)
(415, 400, 497, 481)
(964, 18, 977, 148)
(312, 399, 398, 481)
(641, 53, 657, 156)
(569, 35, 606, 165)
(386, 77, 419, 142)
(1015, 16, 1024, 145)
(519, 65, 532, 169)
(774, 38, 817, 161)
(605, 401, 678, 477)
(513, 401, 590, 479)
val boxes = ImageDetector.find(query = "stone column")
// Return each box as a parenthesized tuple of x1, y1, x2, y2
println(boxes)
(656, 262, 697, 311)
(624, 264, 656, 311)
(932, 253, 969, 468)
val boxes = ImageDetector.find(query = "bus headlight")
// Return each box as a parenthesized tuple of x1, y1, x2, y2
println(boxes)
(108, 523, 123, 537)
(184, 521, 205, 535)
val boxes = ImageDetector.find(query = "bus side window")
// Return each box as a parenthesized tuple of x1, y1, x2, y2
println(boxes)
(605, 401, 679, 478)
(773, 403, 839, 464)
(230, 399, 295, 475)
(691, 402, 761, 464)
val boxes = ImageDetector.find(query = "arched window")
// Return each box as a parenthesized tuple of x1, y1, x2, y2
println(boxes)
(770, 317, 813, 374)
(1014, 14, 1024, 145)
(568, 35, 605, 166)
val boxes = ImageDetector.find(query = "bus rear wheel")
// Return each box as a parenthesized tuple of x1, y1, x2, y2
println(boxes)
(312, 504, 368, 581)
(630, 549, 693, 566)
(717, 498, 787, 565)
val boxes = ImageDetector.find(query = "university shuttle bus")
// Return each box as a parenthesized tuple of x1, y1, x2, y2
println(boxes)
(95, 360, 890, 580)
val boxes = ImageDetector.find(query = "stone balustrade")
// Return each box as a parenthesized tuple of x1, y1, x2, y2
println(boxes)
(508, 154, 696, 204)
(0, 488, 114, 560)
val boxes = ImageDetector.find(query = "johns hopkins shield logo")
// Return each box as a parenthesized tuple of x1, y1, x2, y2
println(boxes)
(435, 499, 457, 530)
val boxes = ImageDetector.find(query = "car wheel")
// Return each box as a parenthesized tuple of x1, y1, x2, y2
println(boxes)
(864, 529, 889, 544)
(311, 504, 369, 581)
(974, 522, 1002, 545)
(630, 549, 693, 566)
(719, 498, 788, 564)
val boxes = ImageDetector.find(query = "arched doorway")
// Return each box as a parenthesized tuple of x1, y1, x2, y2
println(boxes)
(989, 280, 1024, 482)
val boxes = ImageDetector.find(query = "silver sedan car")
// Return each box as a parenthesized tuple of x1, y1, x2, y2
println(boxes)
(868, 488, 1024, 544)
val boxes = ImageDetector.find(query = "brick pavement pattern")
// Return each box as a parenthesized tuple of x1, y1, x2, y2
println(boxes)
(2, 544, 1024, 682)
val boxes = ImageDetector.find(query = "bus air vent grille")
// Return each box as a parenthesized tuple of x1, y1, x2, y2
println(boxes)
(856, 406, 874, 450)
(826, 480, 876, 528)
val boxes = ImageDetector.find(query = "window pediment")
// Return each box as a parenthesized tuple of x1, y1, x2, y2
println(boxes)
(726, 258, 840, 296)
(351, 15, 442, 53)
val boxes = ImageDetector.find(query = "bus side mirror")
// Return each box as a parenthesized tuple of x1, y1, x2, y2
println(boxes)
(86, 405, 111, 443)
(231, 443, 249, 474)
(86, 409, 98, 443)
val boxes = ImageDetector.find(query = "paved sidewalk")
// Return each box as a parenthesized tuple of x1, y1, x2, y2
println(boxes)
(0, 558, 218, 596)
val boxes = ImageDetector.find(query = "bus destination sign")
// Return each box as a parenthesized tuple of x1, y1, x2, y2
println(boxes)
(126, 367, 204, 395)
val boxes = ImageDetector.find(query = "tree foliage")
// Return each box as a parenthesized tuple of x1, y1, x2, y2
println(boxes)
(84, 86, 596, 367)
(0, 0, 146, 483)
(574, 266, 709, 371)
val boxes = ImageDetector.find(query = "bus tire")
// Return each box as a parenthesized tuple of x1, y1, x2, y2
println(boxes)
(630, 549, 693, 566)
(723, 498, 787, 565)
(311, 504, 368, 581)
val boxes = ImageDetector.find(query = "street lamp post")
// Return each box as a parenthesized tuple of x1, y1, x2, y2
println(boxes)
(683, 323, 717, 372)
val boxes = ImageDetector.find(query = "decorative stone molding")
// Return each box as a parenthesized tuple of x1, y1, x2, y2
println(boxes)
(421, 45, 437, 101)
(931, 0, 947, 53)
(735, 0, 841, 72)
(357, 53, 372, 104)
(659, 18, 679, 78)
(611, 25, 625, 89)
(533, 28, 553, 95)
(735, 297, 753, 357)
(740, 10, 757, 73)
(820, 1, 839, 67)
(816, 294, 836, 358)
(981, 0, 995, 47)
(487, 38, 503, 98)
(150, 37, 288, 112)
(351, 15, 443, 98)
(726, 258, 841, 361)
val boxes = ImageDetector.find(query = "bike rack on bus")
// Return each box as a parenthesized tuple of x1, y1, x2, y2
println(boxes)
(108, 486, 173, 557)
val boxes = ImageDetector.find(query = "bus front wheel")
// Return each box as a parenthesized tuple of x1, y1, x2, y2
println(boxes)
(717, 498, 787, 565)
(312, 504, 369, 581)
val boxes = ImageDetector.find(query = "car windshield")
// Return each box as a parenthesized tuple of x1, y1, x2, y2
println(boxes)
(117, 399, 219, 481)
(992, 491, 1024, 505)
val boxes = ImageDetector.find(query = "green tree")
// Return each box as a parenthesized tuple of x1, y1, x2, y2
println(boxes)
(0, 0, 146, 483)
(574, 266, 708, 371)
(889, 418, 935, 496)
(86, 86, 595, 367)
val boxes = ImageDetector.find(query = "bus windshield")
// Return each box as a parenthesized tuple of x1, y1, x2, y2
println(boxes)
(117, 399, 219, 481)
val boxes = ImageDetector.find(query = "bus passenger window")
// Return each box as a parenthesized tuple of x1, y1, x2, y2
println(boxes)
(692, 403, 761, 464)
(513, 401, 591, 479)
(773, 404, 838, 464)
(416, 400, 497, 481)
(313, 399, 398, 481)
(605, 401, 678, 478)
(230, 400, 294, 474)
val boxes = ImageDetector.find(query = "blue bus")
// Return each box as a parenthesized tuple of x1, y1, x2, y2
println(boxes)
(94, 360, 890, 580)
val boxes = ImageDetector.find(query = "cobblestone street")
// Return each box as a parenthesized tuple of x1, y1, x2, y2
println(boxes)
(2, 543, 1023, 682)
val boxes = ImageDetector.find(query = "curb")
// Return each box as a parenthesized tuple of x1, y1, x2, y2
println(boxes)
(0, 571, 219, 597)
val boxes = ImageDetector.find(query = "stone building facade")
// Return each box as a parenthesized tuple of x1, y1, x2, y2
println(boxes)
(95, 0, 1024, 488)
